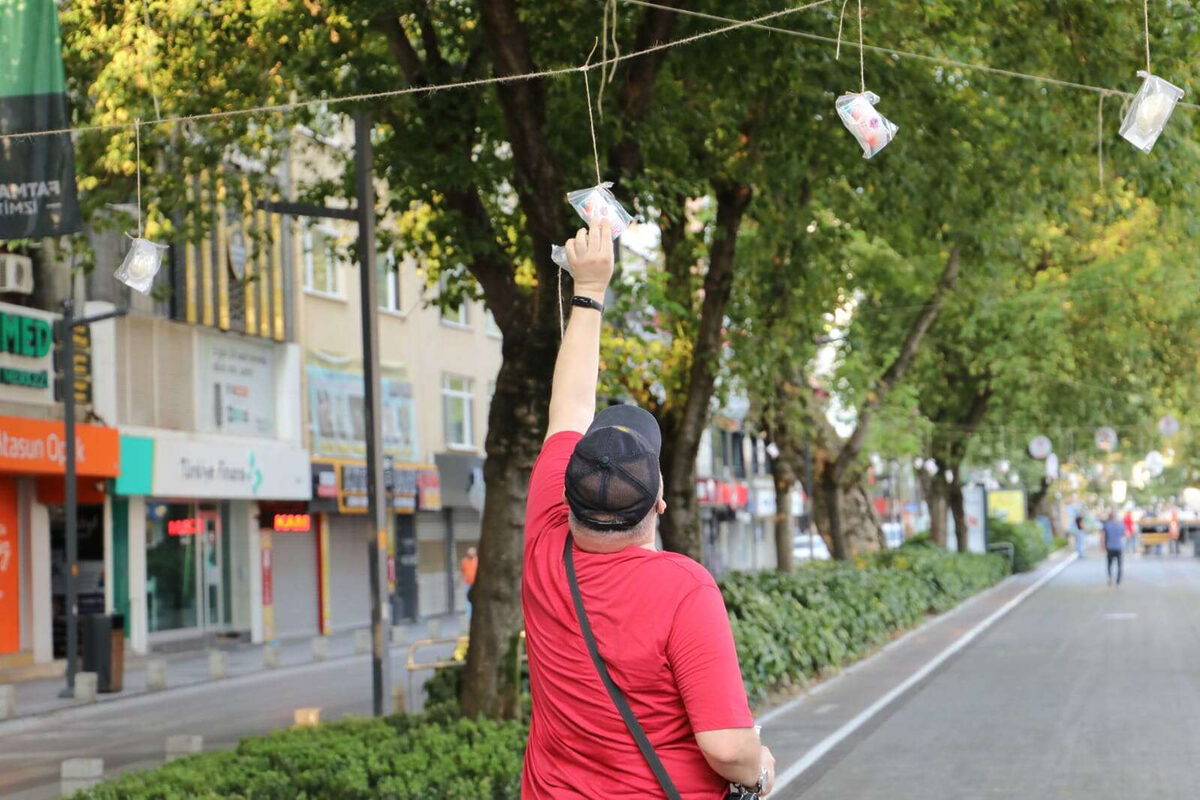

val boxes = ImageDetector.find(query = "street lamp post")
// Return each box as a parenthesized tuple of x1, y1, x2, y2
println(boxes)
(256, 110, 391, 715)
(58, 298, 127, 696)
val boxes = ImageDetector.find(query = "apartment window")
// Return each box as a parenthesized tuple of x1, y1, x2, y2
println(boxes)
(731, 432, 747, 479)
(443, 375, 474, 449)
(484, 308, 502, 338)
(441, 301, 469, 328)
(302, 224, 342, 297)
(379, 253, 402, 313)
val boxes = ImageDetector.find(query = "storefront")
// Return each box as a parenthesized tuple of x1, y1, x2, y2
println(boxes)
(696, 477, 749, 578)
(113, 432, 311, 650)
(308, 458, 441, 631)
(433, 452, 484, 617)
(0, 415, 120, 664)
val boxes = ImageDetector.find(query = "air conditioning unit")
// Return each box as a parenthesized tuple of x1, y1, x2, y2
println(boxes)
(0, 253, 33, 295)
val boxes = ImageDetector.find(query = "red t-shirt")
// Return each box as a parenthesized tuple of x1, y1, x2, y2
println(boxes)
(521, 432, 753, 798)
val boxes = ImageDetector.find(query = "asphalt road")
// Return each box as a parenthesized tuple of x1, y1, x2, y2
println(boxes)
(785, 552, 1200, 800)
(0, 641, 457, 799)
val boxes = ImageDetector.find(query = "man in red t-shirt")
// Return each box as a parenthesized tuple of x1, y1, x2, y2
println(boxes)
(521, 219, 774, 798)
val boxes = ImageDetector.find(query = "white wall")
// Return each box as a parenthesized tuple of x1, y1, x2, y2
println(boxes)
(126, 496, 148, 655)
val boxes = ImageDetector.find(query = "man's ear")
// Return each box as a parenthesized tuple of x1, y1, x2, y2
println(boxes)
(656, 498, 667, 515)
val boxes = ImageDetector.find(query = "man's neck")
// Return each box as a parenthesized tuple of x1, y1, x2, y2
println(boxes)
(571, 527, 656, 554)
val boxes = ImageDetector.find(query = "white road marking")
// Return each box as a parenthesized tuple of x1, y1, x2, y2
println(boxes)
(1104, 612, 1138, 620)
(771, 553, 1078, 794)
(813, 704, 838, 716)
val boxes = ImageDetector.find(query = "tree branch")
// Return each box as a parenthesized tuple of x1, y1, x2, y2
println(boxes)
(376, 15, 424, 82)
(609, 1, 682, 176)
(835, 246, 960, 481)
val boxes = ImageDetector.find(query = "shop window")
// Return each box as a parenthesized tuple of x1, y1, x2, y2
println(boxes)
(443, 374, 474, 450)
(731, 432, 747, 479)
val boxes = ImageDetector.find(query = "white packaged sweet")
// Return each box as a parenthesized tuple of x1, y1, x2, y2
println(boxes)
(566, 182, 633, 237)
(836, 91, 898, 159)
(1120, 71, 1184, 153)
(114, 237, 168, 293)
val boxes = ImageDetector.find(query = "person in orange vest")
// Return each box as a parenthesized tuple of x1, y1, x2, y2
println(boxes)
(460, 546, 478, 616)
(1169, 510, 1181, 556)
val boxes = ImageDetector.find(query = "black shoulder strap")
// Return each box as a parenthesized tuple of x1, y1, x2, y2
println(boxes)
(563, 534, 684, 800)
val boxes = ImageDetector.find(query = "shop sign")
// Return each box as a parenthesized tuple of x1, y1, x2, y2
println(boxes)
(696, 478, 749, 509)
(197, 331, 277, 437)
(273, 513, 312, 532)
(0, 303, 56, 405)
(310, 458, 440, 514)
(167, 518, 201, 537)
(151, 437, 310, 500)
(0, 478, 18, 654)
(306, 352, 418, 461)
(0, 416, 119, 476)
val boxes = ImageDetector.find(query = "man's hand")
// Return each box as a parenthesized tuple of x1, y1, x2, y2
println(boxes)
(564, 219, 614, 297)
(759, 746, 776, 797)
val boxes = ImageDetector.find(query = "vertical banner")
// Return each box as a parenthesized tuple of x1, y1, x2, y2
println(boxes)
(0, 0, 82, 238)
(0, 477, 19, 653)
(260, 531, 274, 642)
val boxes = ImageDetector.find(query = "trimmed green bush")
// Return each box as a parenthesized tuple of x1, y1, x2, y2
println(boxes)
(1051, 535, 1069, 551)
(987, 517, 1051, 572)
(72, 713, 528, 800)
(75, 550, 1008, 797)
(721, 548, 1007, 702)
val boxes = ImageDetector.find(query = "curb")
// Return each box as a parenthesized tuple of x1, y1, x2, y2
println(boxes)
(770, 551, 1077, 793)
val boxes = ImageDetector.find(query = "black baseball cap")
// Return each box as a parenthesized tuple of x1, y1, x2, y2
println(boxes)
(565, 405, 662, 531)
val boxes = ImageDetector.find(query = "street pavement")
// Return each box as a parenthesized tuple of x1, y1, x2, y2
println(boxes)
(781, 550, 1200, 799)
(0, 617, 464, 799)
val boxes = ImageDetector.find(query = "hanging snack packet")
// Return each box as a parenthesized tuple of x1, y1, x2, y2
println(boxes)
(1120, 71, 1184, 153)
(550, 244, 573, 276)
(566, 182, 633, 238)
(114, 237, 168, 294)
(836, 91, 898, 159)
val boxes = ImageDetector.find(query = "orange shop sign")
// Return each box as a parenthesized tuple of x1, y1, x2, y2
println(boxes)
(0, 416, 120, 477)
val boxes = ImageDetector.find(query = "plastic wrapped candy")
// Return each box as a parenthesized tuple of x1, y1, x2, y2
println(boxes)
(1120, 71, 1184, 153)
(566, 183, 633, 237)
(836, 91, 898, 159)
(114, 237, 168, 294)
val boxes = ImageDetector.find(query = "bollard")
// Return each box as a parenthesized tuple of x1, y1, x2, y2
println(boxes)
(208, 650, 227, 680)
(426, 618, 440, 638)
(294, 708, 321, 727)
(145, 658, 168, 691)
(263, 644, 280, 669)
(61, 758, 104, 795)
(391, 625, 405, 646)
(353, 629, 371, 655)
(0, 685, 14, 720)
(311, 636, 329, 661)
(74, 672, 98, 703)
(165, 735, 204, 762)
(391, 682, 407, 715)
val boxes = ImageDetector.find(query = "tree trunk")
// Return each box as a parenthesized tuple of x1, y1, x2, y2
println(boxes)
(658, 181, 753, 562)
(950, 478, 968, 552)
(812, 464, 885, 558)
(772, 468, 795, 573)
(459, 342, 556, 719)
(922, 470, 949, 547)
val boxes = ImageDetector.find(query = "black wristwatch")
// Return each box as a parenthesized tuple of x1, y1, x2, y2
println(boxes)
(570, 295, 604, 314)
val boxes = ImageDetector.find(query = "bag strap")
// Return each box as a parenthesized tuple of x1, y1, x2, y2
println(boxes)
(563, 534, 683, 800)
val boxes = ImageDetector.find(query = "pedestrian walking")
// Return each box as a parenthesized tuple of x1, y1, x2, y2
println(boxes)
(1103, 509, 1125, 586)
(1073, 515, 1087, 559)
(520, 219, 774, 799)
(1123, 508, 1138, 555)
(459, 546, 478, 617)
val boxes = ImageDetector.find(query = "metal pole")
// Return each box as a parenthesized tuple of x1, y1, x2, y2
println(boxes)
(804, 440, 814, 561)
(61, 298, 78, 695)
(355, 110, 391, 716)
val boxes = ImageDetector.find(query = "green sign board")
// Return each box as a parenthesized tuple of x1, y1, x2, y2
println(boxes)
(0, 302, 54, 401)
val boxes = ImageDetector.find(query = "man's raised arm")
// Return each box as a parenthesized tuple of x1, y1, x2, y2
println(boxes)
(545, 220, 614, 440)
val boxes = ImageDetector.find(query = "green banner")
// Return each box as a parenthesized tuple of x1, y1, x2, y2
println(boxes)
(0, 0, 81, 238)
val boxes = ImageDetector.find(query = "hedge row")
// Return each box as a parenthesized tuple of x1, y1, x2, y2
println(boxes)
(987, 517, 1051, 572)
(74, 548, 1009, 798)
(721, 547, 1008, 702)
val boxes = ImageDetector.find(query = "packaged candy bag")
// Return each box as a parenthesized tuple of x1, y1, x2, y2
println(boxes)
(114, 237, 168, 294)
(836, 91, 898, 159)
(566, 182, 633, 237)
(550, 244, 573, 276)
(1120, 71, 1184, 153)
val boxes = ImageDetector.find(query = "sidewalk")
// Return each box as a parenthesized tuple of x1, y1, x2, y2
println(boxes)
(763, 549, 1076, 798)
(2, 613, 466, 724)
